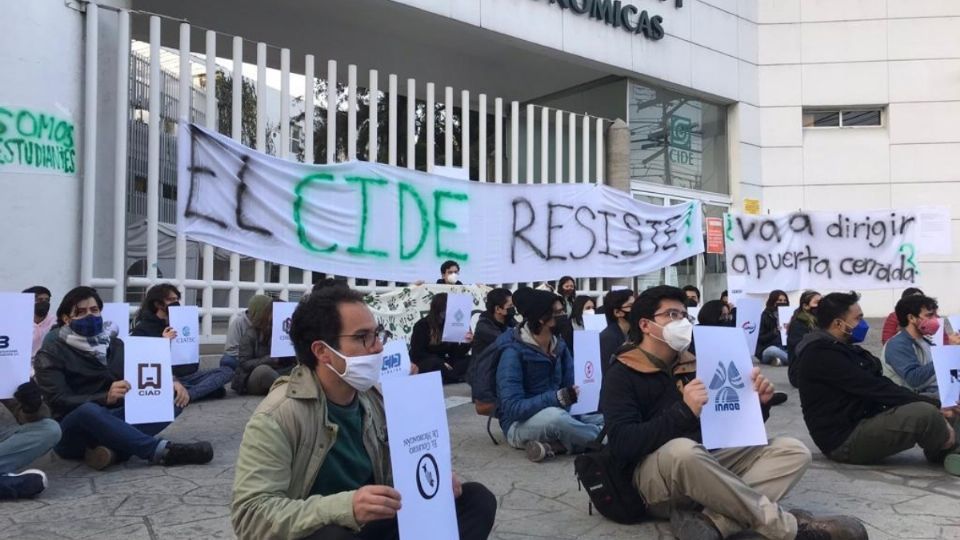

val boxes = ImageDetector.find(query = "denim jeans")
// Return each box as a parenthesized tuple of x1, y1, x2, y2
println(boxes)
(761, 345, 789, 365)
(506, 407, 603, 453)
(55, 402, 180, 463)
(0, 419, 61, 474)
(178, 365, 234, 401)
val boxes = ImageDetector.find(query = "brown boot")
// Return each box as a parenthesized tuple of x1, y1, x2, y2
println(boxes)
(792, 510, 869, 540)
(83, 446, 116, 470)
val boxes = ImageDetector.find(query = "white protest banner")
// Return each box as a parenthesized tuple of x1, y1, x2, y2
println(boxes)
(583, 313, 608, 332)
(123, 336, 175, 425)
(694, 326, 767, 449)
(917, 206, 952, 256)
(441, 293, 473, 343)
(178, 124, 703, 284)
(382, 372, 458, 540)
(365, 285, 488, 343)
(777, 306, 792, 346)
(102, 303, 130, 337)
(736, 297, 764, 357)
(270, 302, 298, 358)
(688, 306, 701, 325)
(570, 330, 602, 415)
(932, 346, 960, 409)
(724, 209, 920, 293)
(0, 293, 34, 398)
(167, 306, 200, 366)
(380, 339, 412, 380)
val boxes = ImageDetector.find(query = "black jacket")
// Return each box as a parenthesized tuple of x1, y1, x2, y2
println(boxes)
(786, 312, 815, 388)
(34, 334, 125, 420)
(472, 312, 510, 359)
(599, 323, 626, 375)
(409, 317, 471, 373)
(796, 330, 939, 455)
(131, 311, 198, 378)
(755, 308, 781, 356)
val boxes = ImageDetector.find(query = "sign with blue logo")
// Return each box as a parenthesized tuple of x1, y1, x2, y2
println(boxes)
(380, 339, 412, 380)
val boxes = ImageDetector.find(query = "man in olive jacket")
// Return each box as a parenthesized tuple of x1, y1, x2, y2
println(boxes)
(231, 286, 497, 540)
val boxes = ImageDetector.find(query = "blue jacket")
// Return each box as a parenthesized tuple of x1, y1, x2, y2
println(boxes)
(495, 327, 574, 435)
(881, 330, 938, 395)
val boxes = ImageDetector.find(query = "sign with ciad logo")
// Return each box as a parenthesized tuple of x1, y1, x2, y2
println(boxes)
(694, 326, 767, 450)
(167, 305, 200, 366)
(124, 337, 175, 425)
(270, 302, 298, 358)
(570, 330, 603, 415)
(0, 293, 34, 399)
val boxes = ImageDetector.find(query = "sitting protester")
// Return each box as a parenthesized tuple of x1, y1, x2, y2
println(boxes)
(556, 276, 576, 315)
(493, 289, 602, 463)
(602, 285, 865, 540)
(786, 290, 821, 388)
(0, 382, 61, 499)
(797, 291, 960, 473)
(882, 287, 960, 345)
(882, 294, 942, 397)
(34, 287, 213, 470)
(24, 286, 57, 361)
(231, 285, 496, 540)
(132, 283, 234, 402)
(230, 295, 296, 396)
(757, 290, 789, 366)
(570, 295, 598, 331)
(681, 285, 700, 308)
(599, 289, 634, 375)
(472, 288, 514, 359)
(696, 300, 733, 327)
(410, 293, 473, 384)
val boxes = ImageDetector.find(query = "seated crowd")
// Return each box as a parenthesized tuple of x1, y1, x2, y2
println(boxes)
(4, 267, 960, 540)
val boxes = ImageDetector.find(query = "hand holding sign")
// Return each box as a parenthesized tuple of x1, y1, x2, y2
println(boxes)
(570, 330, 602, 415)
(167, 306, 200, 366)
(0, 293, 34, 398)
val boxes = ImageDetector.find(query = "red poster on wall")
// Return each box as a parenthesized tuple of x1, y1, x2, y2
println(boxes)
(706, 217, 724, 254)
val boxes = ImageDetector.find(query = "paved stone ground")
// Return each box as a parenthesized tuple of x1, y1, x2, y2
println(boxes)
(2, 320, 960, 539)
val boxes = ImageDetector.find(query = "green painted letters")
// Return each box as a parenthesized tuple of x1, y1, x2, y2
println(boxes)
(345, 176, 389, 258)
(399, 182, 429, 260)
(293, 173, 338, 253)
(433, 190, 469, 261)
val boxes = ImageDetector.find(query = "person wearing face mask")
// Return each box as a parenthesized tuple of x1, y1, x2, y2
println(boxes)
(132, 283, 235, 403)
(601, 285, 863, 540)
(882, 294, 944, 397)
(880, 288, 960, 346)
(491, 288, 602, 463)
(556, 276, 576, 315)
(599, 289, 635, 376)
(786, 290, 821, 388)
(409, 293, 474, 384)
(471, 288, 514, 360)
(437, 260, 463, 285)
(570, 295, 597, 331)
(231, 286, 497, 540)
(229, 295, 298, 396)
(23, 286, 56, 361)
(681, 285, 700, 308)
(756, 290, 790, 366)
(796, 291, 960, 474)
(33, 286, 213, 470)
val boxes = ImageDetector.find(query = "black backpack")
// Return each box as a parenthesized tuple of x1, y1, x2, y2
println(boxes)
(468, 328, 518, 406)
(573, 427, 647, 524)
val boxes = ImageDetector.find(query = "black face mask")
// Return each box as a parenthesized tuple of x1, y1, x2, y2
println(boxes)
(505, 307, 517, 320)
(167, 301, 181, 308)
(685, 298, 699, 308)
(34, 301, 50, 319)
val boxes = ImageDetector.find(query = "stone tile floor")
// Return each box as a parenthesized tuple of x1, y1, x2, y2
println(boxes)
(2, 323, 959, 539)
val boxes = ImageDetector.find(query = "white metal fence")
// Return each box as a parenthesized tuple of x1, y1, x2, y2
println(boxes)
(81, 5, 613, 340)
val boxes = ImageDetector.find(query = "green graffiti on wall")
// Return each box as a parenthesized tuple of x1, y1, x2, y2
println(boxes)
(0, 107, 76, 173)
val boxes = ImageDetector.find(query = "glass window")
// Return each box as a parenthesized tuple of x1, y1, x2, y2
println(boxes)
(842, 110, 881, 126)
(803, 109, 883, 128)
(802, 111, 840, 127)
(629, 81, 729, 195)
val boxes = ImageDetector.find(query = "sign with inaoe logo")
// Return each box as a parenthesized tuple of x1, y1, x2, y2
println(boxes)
(0, 293, 34, 398)
(270, 302, 298, 358)
(168, 306, 200, 365)
(693, 326, 766, 450)
(123, 336, 175, 424)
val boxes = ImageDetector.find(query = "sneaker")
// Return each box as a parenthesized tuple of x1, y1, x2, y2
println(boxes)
(793, 511, 868, 540)
(944, 454, 960, 476)
(0, 470, 48, 499)
(768, 392, 789, 407)
(84, 446, 117, 470)
(670, 510, 722, 540)
(524, 440, 554, 463)
(161, 441, 214, 466)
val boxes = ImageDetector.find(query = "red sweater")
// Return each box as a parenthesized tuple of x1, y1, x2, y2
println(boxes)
(881, 311, 950, 345)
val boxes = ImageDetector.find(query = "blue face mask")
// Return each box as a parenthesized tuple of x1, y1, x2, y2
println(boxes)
(70, 315, 104, 338)
(846, 319, 869, 344)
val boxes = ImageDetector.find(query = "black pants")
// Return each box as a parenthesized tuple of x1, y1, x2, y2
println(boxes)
(415, 354, 471, 385)
(304, 482, 496, 540)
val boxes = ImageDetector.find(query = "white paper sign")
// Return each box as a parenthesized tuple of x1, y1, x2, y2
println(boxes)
(123, 336, 176, 425)
(0, 293, 35, 398)
(583, 313, 608, 332)
(688, 306, 701, 325)
(932, 345, 960, 409)
(726, 274, 746, 307)
(382, 372, 458, 540)
(570, 330, 602, 415)
(441, 293, 472, 343)
(736, 297, 764, 357)
(933, 319, 946, 347)
(917, 206, 952, 256)
(948, 315, 960, 336)
(777, 306, 793, 346)
(694, 326, 767, 450)
(380, 339, 412, 380)
(102, 303, 130, 337)
(167, 306, 200, 366)
(270, 302, 298, 358)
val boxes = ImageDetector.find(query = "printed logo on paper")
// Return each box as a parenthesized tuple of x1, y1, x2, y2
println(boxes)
(181, 326, 191, 338)
(282, 317, 292, 334)
(382, 353, 401, 373)
(741, 321, 757, 334)
(416, 453, 440, 500)
(454, 309, 465, 323)
(709, 361, 745, 412)
(137, 363, 162, 395)
(0, 336, 9, 349)
(584, 360, 595, 383)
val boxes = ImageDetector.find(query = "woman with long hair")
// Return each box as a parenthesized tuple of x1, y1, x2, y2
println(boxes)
(570, 295, 597, 331)
(556, 276, 576, 315)
(787, 290, 821, 388)
(409, 293, 474, 384)
(756, 290, 790, 366)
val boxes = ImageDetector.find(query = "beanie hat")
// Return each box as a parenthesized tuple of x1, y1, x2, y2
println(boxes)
(517, 289, 558, 322)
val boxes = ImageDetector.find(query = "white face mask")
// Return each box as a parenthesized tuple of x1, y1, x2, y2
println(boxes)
(653, 318, 694, 352)
(323, 342, 382, 392)
(582, 308, 595, 316)
(445, 272, 460, 284)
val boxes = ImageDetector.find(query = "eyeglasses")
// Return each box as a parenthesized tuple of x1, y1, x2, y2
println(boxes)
(338, 324, 390, 348)
(552, 309, 566, 317)
(653, 309, 694, 323)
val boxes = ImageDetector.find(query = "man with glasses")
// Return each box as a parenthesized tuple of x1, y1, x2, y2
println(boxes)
(492, 288, 602, 463)
(599, 289, 635, 376)
(601, 285, 866, 540)
(232, 285, 497, 540)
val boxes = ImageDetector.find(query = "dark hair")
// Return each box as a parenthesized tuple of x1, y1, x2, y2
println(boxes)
(23, 285, 52, 297)
(603, 289, 635, 325)
(136, 283, 180, 322)
(681, 285, 701, 299)
(289, 286, 366, 369)
(571, 295, 597, 327)
(427, 293, 448, 344)
(792, 290, 821, 321)
(720, 290, 728, 299)
(440, 260, 460, 275)
(628, 285, 687, 343)
(312, 277, 349, 294)
(698, 300, 728, 326)
(765, 289, 789, 310)
(895, 295, 939, 328)
(55, 286, 103, 327)
(527, 297, 562, 335)
(816, 291, 860, 329)
(556, 276, 576, 295)
(485, 288, 512, 313)
(901, 287, 924, 299)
